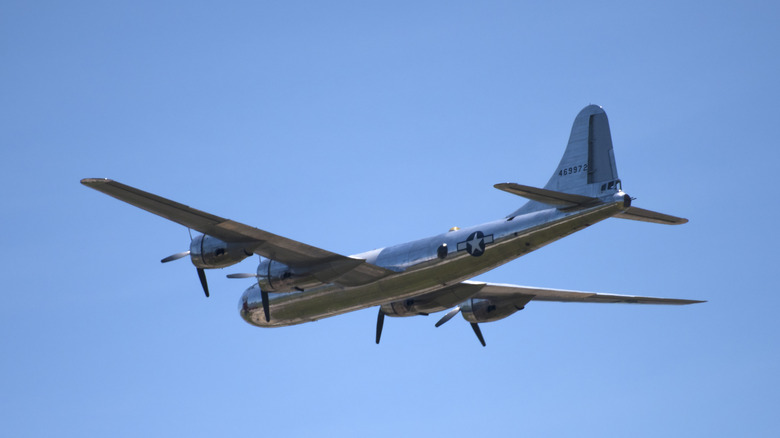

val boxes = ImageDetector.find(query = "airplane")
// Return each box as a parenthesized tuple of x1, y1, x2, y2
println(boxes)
(81, 105, 704, 346)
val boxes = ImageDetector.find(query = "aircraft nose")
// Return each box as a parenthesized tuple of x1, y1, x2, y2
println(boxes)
(238, 285, 255, 313)
(238, 294, 246, 311)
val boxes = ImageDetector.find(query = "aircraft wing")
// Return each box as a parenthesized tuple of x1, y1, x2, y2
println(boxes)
(467, 281, 704, 305)
(81, 178, 395, 284)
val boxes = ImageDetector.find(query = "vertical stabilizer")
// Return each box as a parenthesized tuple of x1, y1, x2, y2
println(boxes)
(545, 105, 619, 195)
(509, 105, 622, 216)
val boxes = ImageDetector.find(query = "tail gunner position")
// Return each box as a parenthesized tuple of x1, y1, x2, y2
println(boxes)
(82, 105, 703, 346)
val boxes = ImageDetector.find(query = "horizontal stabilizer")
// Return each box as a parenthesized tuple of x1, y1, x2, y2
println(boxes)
(494, 183, 601, 209)
(614, 207, 688, 225)
(469, 281, 705, 305)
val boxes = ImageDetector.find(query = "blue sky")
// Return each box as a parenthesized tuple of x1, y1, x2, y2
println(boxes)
(2, 1, 778, 436)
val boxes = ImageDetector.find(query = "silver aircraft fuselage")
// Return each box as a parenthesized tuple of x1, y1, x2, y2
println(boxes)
(240, 193, 628, 327)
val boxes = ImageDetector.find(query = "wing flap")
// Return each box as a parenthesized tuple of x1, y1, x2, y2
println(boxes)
(471, 281, 704, 305)
(81, 178, 395, 285)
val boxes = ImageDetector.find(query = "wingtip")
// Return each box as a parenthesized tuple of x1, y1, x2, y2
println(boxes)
(80, 178, 112, 186)
(674, 299, 706, 305)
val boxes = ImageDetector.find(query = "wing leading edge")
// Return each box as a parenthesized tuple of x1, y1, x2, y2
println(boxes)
(80, 178, 394, 285)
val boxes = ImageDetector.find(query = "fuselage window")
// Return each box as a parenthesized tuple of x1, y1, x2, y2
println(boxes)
(601, 180, 622, 192)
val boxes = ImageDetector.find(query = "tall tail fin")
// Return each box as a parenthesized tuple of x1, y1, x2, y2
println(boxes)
(545, 105, 620, 196)
(509, 105, 623, 216)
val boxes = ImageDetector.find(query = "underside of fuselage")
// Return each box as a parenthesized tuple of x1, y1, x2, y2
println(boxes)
(239, 196, 629, 327)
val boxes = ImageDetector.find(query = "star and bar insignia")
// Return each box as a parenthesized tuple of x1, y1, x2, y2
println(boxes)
(456, 231, 494, 257)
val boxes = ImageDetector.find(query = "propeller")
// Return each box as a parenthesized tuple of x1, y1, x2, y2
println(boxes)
(435, 306, 487, 347)
(470, 323, 486, 347)
(226, 273, 258, 279)
(434, 306, 460, 327)
(226, 273, 270, 322)
(161, 229, 210, 298)
(196, 268, 210, 298)
(161, 251, 190, 263)
(375, 308, 385, 344)
(261, 291, 270, 323)
(161, 249, 210, 297)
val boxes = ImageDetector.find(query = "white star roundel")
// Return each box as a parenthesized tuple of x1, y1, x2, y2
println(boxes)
(456, 231, 494, 257)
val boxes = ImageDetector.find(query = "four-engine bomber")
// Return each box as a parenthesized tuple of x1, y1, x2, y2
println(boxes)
(82, 105, 704, 346)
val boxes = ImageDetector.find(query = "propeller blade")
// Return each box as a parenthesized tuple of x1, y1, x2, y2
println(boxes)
(227, 273, 258, 279)
(196, 268, 210, 298)
(434, 306, 461, 327)
(161, 251, 190, 263)
(470, 323, 486, 347)
(261, 290, 270, 322)
(375, 309, 385, 344)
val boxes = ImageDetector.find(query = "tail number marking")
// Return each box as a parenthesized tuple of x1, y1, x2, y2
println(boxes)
(559, 164, 588, 176)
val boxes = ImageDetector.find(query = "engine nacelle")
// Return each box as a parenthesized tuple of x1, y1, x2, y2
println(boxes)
(380, 283, 481, 317)
(380, 299, 423, 317)
(255, 259, 322, 292)
(460, 297, 523, 323)
(189, 235, 253, 269)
